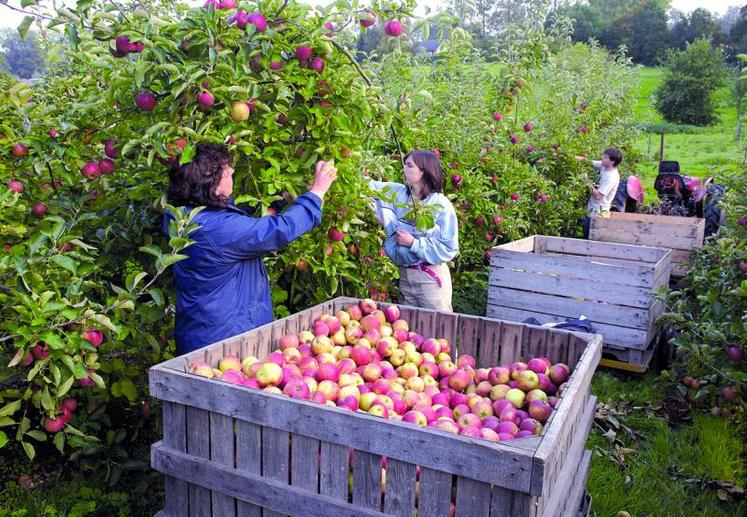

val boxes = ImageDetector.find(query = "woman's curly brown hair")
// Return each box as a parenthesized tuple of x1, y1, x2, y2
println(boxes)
(167, 142, 233, 207)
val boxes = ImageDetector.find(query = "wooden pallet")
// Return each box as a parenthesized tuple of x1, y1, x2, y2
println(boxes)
(150, 297, 602, 517)
(599, 340, 658, 373)
(590, 212, 704, 279)
(487, 235, 671, 362)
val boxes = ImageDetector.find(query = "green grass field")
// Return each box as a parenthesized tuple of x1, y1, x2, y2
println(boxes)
(631, 67, 744, 194)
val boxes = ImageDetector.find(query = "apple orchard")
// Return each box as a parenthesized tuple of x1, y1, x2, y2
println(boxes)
(1, 0, 654, 459)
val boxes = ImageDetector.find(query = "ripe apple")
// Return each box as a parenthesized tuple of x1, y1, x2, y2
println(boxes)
(230, 101, 251, 121)
(8, 181, 23, 193)
(11, 143, 28, 157)
(256, 362, 283, 387)
(384, 19, 403, 37)
(218, 354, 241, 372)
(135, 91, 156, 111)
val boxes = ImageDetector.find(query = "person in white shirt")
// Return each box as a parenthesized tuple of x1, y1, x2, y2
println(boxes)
(578, 148, 623, 238)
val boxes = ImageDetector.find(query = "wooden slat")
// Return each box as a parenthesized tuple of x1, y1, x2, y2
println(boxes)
(561, 451, 591, 517)
(491, 248, 655, 287)
(236, 420, 262, 517)
(186, 406, 211, 517)
(438, 312, 459, 355)
(152, 441, 386, 517)
(525, 326, 552, 361)
(353, 450, 382, 510)
(497, 322, 524, 366)
(532, 331, 601, 499)
(383, 459, 417, 516)
(456, 314, 481, 361)
(210, 412, 236, 516)
(319, 442, 349, 500)
(539, 235, 668, 263)
(487, 287, 652, 329)
(418, 468, 453, 517)
(162, 402, 188, 516)
(477, 319, 501, 369)
(496, 235, 536, 252)
(455, 477, 491, 517)
(487, 305, 649, 349)
(538, 396, 596, 517)
(591, 216, 702, 244)
(262, 427, 290, 517)
(488, 267, 654, 308)
(151, 376, 531, 490)
(490, 486, 537, 517)
(544, 330, 572, 366)
(291, 434, 320, 493)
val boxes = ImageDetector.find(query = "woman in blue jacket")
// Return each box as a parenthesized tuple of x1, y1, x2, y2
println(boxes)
(165, 142, 337, 355)
(368, 150, 459, 311)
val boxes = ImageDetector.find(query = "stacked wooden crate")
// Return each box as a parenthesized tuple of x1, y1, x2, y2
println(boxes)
(487, 236, 671, 367)
(590, 212, 704, 279)
(150, 297, 602, 516)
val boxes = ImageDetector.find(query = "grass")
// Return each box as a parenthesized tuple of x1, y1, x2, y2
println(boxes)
(630, 67, 744, 202)
(586, 371, 746, 517)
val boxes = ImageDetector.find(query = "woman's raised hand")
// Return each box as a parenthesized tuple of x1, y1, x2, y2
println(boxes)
(309, 160, 338, 199)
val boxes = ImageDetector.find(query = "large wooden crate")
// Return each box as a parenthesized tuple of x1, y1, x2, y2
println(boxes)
(590, 212, 704, 278)
(150, 297, 602, 517)
(487, 236, 671, 358)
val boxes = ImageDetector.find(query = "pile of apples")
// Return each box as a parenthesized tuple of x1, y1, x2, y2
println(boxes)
(188, 300, 571, 443)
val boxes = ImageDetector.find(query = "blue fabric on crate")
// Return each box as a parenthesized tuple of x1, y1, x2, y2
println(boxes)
(521, 316, 597, 334)
(163, 193, 323, 356)
(554, 318, 596, 334)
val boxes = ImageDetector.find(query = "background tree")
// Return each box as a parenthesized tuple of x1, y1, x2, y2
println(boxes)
(655, 38, 727, 125)
(726, 6, 747, 62)
(671, 8, 725, 50)
(0, 29, 46, 79)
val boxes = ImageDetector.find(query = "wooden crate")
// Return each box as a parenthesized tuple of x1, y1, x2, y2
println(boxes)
(590, 212, 704, 278)
(487, 236, 671, 355)
(150, 297, 602, 517)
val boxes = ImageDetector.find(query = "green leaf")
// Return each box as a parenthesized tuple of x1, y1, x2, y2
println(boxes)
(57, 376, 74, 398)
(50, 363, 61, 386)
(53, 432, 65, 452)
(126, 271, 148, 292)
(26, 360, 44, 382)
(0, 399, 21, 417)
(179, 145, 196, 165)
(139, 245, 162, 258)
(0, 417, 15, 427)
(119, 379, 138, 401)
(26, 430, 47, 442)
(149, 288, 164, 307)
(22, 441, 35, 461)
(0, 431, 8, 449)
(21, 0, 38, 7)
(41, 331, 66, 350)
(50, 254, 78, 274)
(156, 254, 189, 271)
(17, 16, 33, 39)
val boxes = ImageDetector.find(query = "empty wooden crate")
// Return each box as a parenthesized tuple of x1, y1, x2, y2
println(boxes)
(150, 297, 602, 517)
(590, 212, 704, 278)
(487, 236, 671, 364)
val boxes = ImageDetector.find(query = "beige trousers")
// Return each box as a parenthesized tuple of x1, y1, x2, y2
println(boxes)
(398, 264, 453, 312)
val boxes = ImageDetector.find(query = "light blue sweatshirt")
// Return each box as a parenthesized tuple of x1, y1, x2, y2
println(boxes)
(368, 180, 459, 266)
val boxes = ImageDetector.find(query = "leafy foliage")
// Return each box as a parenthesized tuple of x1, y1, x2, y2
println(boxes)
(655, 38, 728, 126)
(658, 170, 747, 421)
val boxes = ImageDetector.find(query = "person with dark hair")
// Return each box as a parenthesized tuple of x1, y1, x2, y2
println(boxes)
(577, 147, 623, 239)
(164, 142, 338, 355)
(367, 150, 459, 311)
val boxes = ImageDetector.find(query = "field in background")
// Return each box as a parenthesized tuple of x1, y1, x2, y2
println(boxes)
(631, 67, 743, 199)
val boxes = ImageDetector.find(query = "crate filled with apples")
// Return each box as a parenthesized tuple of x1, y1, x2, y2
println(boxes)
(187, 301, 569, 443)
(150, 297, 602, 517)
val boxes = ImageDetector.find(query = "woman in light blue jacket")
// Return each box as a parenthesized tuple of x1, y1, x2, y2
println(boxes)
(368, 150, 459, 311)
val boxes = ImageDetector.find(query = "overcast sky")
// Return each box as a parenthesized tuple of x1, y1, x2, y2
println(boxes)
(0, 0, 740, 30)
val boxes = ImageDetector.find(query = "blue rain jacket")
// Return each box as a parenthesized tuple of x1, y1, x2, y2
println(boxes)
(164, 193, 323, 355)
